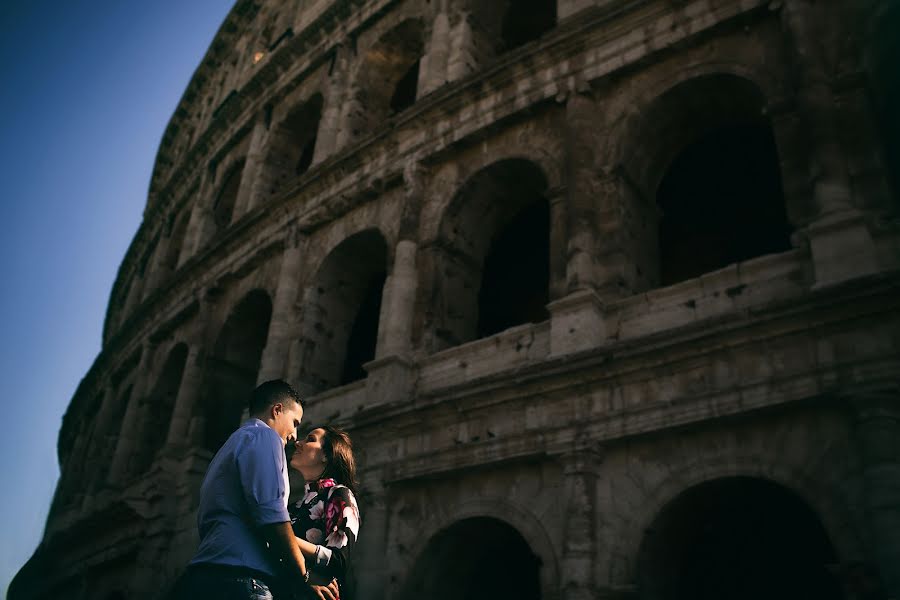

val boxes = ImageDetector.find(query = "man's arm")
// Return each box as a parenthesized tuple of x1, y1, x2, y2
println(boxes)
(263, 522, 307, 585)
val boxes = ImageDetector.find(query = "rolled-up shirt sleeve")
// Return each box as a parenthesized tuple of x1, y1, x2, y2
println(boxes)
(236, 430, 291, 525)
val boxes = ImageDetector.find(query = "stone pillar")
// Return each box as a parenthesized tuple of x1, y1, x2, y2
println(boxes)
(419, 6, 450, 95)
(549, 91, 606, 356)
(107, 343, 159, 485)
(366, 161, 422, 407)
(560, 448, 602, 600)
(782, 1, 880, 285)
(234, 116, 270, 216)
(374, 240, 418, 359)
(320, 45, 351, 157)
(355, 473, 389, 600)
(446, 10, 478, 82)
(163, 343, 206, 453)
(258, 228, 307, 383)
(564, 91, 599, 294)
(852, 393, 900, 598)
(179, 166, 219, 262)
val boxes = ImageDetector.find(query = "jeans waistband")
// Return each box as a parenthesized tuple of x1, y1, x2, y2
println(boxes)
(189, 562, 276, 586)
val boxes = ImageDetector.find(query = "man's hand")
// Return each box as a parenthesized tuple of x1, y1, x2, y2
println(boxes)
(308, 579, 340, 600)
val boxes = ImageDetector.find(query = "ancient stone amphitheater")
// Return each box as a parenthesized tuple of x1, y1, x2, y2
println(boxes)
(11, 0, 900, 598)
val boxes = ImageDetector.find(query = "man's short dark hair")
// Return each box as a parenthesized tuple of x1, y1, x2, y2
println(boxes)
(249, 380, 303, 416)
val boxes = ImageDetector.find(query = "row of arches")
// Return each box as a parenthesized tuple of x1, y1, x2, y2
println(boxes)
(401, 477, 846, 600)
(107, 71, 798, 464)
(123, 1, 562, 317)
(127, 68, 793, 344)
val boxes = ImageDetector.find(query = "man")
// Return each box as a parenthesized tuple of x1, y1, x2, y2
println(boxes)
(173, 379, 335, 599)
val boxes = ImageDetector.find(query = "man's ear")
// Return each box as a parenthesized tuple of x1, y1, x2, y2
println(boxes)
(271, 402, 283, 418)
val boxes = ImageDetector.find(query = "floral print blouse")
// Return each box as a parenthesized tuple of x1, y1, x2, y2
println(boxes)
(289, 478, 361, 596)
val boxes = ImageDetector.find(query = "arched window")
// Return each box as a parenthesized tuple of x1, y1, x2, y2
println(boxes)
(347, 20, 424, 139)
(130, 343, 188, 475)
(621, 75, 793, 287)
(161, 210, 191, 273)
(637, 477, 842, 600)
(200, 290, 272, 452)
(263, 94, 323, 198)
(213, 160, 245, 231)
(400, 517, 541, 600)
(298, 230, 388, 392)
(500, 0, 557, 51)
(428, 159, 550, 351)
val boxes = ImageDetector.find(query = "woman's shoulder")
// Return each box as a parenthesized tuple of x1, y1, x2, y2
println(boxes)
(326, 484, 360, 510)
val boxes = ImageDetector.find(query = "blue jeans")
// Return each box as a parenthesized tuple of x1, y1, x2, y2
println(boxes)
(170, 564, 278, 600)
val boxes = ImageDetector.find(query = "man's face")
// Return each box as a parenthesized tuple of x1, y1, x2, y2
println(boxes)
(271, 401, 304, 446)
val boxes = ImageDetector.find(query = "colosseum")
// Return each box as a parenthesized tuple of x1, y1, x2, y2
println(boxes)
(11, 0, 900, 598)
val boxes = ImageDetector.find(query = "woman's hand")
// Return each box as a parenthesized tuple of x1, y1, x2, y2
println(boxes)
(308, 578, 340, 600)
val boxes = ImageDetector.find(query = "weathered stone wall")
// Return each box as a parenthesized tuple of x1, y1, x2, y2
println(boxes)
(12, 0, 900, 599)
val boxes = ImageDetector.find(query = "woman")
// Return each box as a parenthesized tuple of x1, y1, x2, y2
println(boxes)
(288, 425, 361, 600)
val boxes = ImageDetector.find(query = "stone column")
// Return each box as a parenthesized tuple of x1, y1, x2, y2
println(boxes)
(366, 162, 422, 407)
(549, 90, 606, 356)
(782, 1, 880, 285)
(319, 45, 351, 157)
(181, 169, 218, 262)
(560, 449, 602, 600)
(163, 343, 206, 453)
(852, 393, 900, 598)
(419, 5, 450, 95)
(258, 228, 307, 383)
(446, 10, 478, 82)
(354, 473, 389, 600)
(107, 343, 159, 485)
(234, 116, 270, 216)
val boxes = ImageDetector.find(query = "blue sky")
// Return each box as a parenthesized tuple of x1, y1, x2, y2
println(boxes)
(0, 1, 234, 594)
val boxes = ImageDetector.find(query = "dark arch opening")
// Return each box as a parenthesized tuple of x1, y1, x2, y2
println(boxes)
(390, 59, 421, 114)
(265, 94, 323, 198)
(501, 0, 557, 51)
(340, 271, 386, 385)
(431, 159, 550, 350)
(130, 343, 188, 475)
(162, 211, 191, 273)
(349, 19, 424, 138)
(628, 74, 792, 287)
(657, 121, 792, 285)
(202, 290, 272, 452)
(478, 197, 550, 337)
(400, 517, 542, 600)
(213, 160, 245, 230)
(299, 230, 387, 392)
(91, 384, 132, 490)
(637, 477, 843, 600)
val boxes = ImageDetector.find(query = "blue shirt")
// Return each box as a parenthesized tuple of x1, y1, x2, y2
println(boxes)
(190, 418, 291, 576)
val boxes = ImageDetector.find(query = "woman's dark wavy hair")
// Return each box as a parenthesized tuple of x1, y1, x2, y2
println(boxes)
(314, 425, 359, 497)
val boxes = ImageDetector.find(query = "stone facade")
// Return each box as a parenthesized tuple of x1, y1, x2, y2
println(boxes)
(11, 0, 900, 598)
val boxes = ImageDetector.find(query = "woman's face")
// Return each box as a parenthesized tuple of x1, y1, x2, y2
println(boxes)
(290, 427, 327, 473)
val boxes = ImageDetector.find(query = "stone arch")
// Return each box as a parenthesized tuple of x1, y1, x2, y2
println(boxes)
(261, 93, 324, 198)
(90, 383, 133, 490)
(212, 158, 245, 231)
(402, 498, 559, 600)
(129, 343, 188, 476)
(464, 0, 557, 59)
(607, 72, 793, 287)
(423, 158, 551, 351)
(161, 209, 191, 273)
(635, 476, 844, 600)
(605, 455, 862, 589)
(345, 19, 425, 140)
(297, 229, 388, 393)
(198, 289, 272, 452)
